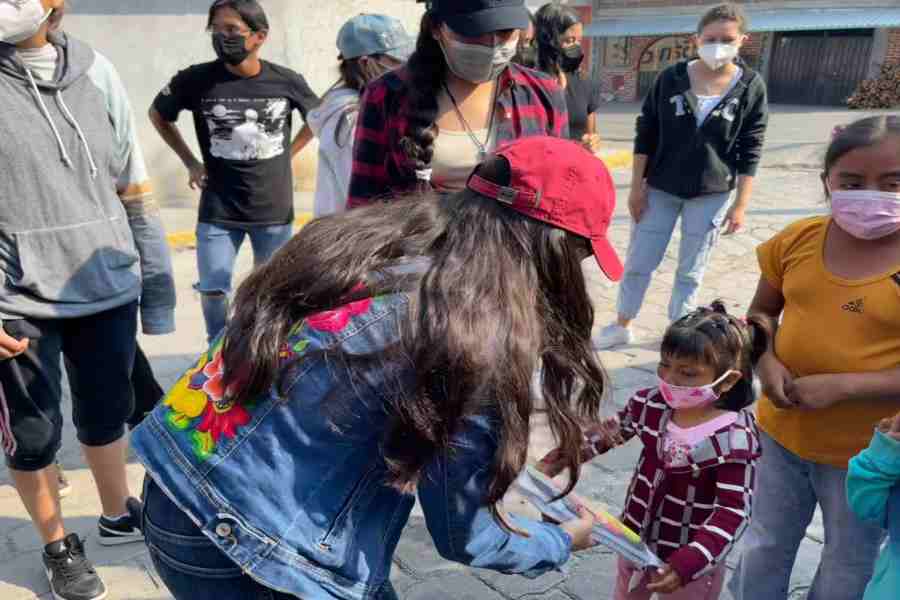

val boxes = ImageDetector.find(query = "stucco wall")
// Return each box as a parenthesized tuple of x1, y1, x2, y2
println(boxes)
(62, 0, 426, 206)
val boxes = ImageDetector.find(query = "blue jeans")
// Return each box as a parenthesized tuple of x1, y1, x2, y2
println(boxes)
(617, 187, 731, 322)
(141, 476, 400, 600)
(728, 430, 885, 600)
(195, 222, 293, 342)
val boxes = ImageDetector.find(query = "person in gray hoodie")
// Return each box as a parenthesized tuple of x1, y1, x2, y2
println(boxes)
(306, 13, 412, 217)
(0, 2, 176, 599)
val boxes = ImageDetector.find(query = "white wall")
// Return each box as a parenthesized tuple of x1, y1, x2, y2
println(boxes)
(63, 0, 426, 205)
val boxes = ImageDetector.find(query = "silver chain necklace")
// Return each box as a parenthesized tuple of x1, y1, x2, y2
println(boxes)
(442, 81, 498, 162)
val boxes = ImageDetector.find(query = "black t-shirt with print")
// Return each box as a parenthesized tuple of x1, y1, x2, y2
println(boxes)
(154, 60, 319, 225)
(564, 73, 602, 142)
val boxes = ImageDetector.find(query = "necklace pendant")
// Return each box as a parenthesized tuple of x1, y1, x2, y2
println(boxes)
(477, 148, 487, 163)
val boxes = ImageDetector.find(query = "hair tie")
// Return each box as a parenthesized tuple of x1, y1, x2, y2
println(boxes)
(415, 168, 433, 182)
(831, 125, 846, 139)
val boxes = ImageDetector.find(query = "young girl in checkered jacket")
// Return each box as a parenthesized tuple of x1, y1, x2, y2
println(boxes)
(539, 301, 769, 600)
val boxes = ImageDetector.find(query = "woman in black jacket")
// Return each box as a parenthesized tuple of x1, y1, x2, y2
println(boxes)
(594, 2, 768, 349)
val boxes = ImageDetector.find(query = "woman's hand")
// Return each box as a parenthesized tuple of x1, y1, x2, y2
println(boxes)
(757, 352, 795, 409)
(559, 504, 597, 551)
(877, 412, 900, 441)
(628, 181, 648, 223)
(723, 203, 747, 235)
(646, 565, 683, 594)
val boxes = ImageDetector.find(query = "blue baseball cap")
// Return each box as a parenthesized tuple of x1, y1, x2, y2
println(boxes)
(337, 14, 415, 61)
(422, 0, 529, 37)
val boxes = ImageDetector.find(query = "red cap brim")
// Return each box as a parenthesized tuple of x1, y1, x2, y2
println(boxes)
(591, 237, 623, 282)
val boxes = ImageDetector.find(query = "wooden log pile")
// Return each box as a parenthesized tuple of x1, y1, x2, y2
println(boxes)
(847, 64, 900, 109)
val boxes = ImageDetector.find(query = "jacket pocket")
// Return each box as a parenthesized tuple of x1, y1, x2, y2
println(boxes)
(317, 465, 379, 551)
(9, 217, 139, 304)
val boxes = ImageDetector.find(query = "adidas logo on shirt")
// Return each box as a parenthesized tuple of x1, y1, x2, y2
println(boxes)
(842, 298, 865, 314)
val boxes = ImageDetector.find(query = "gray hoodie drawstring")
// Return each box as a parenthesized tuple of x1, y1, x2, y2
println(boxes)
(55, 89, 99, 179)
(24, 67, 72, 169)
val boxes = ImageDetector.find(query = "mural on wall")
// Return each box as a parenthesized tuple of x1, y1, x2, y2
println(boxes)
(639, 36, 697, 71)
(605, 37, 630, 67)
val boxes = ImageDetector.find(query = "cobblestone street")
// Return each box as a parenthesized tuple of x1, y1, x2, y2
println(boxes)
(0, 106, 869, 599)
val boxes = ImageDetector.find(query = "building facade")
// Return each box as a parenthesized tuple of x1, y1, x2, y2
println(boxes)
(585, 0, 900, 105)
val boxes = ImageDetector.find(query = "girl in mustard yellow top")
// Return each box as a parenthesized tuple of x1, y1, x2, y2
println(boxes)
(729, 116, 900, 600)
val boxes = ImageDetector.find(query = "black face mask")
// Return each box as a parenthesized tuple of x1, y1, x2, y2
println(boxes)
(212, 32, 251, 66)
(560, 44, 584, 73)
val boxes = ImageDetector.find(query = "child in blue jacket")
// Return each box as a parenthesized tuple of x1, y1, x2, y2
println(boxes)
(847, 410, 900, 600)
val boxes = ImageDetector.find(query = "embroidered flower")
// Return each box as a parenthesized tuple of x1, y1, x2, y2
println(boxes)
(196, 401, 252, 443)
(306, 297, 372, 333)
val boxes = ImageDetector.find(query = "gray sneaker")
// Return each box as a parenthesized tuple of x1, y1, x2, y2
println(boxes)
(592, 324, 633, 350)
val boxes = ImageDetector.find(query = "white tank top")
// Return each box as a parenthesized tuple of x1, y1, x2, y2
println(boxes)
(430, 128, 495, 192)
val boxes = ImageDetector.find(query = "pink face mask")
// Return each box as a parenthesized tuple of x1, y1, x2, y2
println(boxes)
(831, 190, 900, 240)
(658, 371, 739, 410)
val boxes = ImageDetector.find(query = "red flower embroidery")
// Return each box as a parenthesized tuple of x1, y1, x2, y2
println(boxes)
(196, 402, 251, 443)
(306, 297, 373, 333)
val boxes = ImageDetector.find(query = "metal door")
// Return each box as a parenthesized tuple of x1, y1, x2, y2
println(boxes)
(768, 30, 873, 105)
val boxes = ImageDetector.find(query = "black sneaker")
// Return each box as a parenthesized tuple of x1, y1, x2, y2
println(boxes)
(43, 533, 107, 600)
(97, 497, 144, 546)
(56, 461, 73, 499)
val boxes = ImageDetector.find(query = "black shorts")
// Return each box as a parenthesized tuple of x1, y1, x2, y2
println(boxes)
(1, 302, 138, 471)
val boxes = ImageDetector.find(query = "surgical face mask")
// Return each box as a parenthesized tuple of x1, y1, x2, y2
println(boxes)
(212, 31, 251, 66)
(698, 42, 738, 70)
(831, 190, 900, 240)
(439, 32, 518, 84)
(560, 44, 584, 73)
(658, 370, 738, 410)
(0, 0, 52, 44)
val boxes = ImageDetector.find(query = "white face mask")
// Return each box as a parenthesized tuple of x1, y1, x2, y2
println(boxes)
(698, 42, 738, 71)
(439, 31, 518, 84)
(0, 0, 52, 44)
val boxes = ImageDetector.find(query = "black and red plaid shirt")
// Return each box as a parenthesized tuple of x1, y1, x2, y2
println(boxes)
(594, 389, 760, 583)
(347, 64, 569, 209)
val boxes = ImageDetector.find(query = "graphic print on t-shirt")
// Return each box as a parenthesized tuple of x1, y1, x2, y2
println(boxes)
(202, 97, 289, 161)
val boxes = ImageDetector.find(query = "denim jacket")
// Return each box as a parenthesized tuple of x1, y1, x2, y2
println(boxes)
(131, 291, 572, 600)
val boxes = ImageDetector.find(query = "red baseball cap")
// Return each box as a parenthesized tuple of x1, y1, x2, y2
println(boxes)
(467, 137, 624, 281)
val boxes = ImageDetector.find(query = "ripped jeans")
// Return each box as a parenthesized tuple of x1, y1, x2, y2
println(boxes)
(195, 222, 293, 343)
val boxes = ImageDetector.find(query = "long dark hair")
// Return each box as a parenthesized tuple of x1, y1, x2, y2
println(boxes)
(331, 55, 388, 147)
(221, 156, 608, 516)
(535, 3, 580, 77)
(398, 12, 447, 187)
(661, 300, 770, 411)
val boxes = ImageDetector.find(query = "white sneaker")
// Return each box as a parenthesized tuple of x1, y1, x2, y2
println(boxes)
(593, 324, 633, 350)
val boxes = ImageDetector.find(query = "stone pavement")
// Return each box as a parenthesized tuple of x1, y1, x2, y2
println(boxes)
(0, 106, 863, 599)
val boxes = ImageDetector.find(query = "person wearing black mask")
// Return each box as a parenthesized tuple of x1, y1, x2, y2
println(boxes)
(149, 0, 319, 344)
(535, 3, 601, 153)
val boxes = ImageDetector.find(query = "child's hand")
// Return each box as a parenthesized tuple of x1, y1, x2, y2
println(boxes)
(877, 412, 900, 441)
(646, 565, 683, 594)
(585, 416, 624, 448)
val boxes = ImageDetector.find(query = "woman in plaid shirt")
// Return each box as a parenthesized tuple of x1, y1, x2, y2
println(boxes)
(541, 302, 768, 599)
(347, 0, 569, 209)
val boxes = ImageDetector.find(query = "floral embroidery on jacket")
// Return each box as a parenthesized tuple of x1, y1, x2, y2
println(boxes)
(161, 296, 376, 461)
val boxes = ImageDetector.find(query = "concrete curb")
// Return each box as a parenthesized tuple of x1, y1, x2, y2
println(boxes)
(166, 213, 314, 250)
